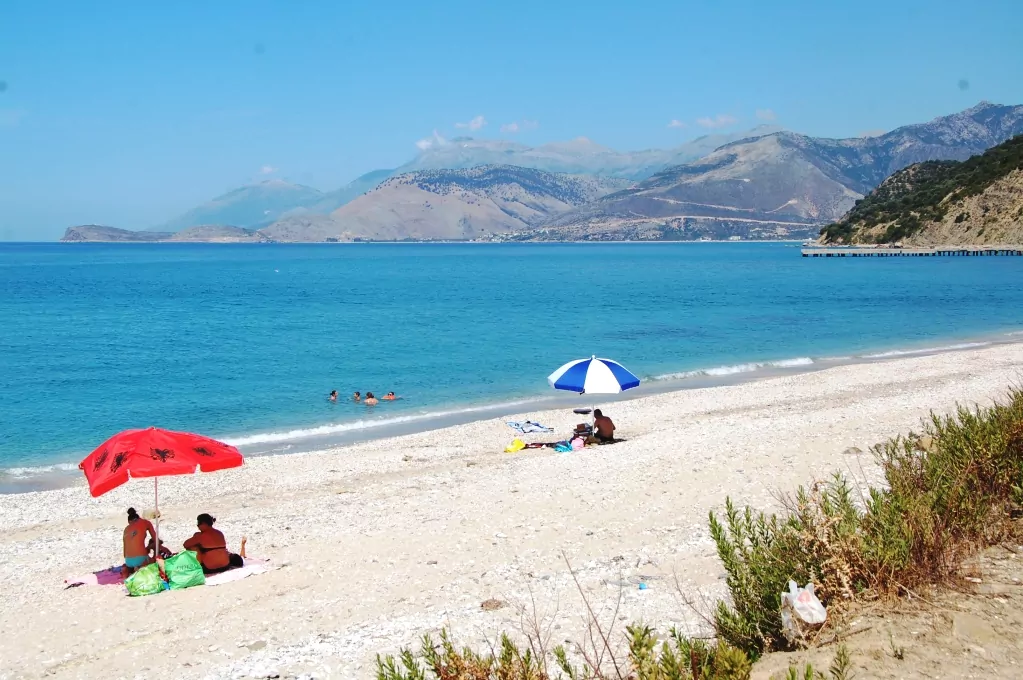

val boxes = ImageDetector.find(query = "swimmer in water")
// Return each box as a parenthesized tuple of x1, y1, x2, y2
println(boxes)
(383, 392, 398, 400)
(329, 390, 337, 402)
(352, 391, 361, 402)
(364, 392, 379, 405)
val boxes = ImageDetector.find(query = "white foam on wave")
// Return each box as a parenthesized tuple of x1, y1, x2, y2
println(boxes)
(861, 341, 990, 359)
(1, 462, 78, 478)
(653, 357, 815, 381)
(222, 398, 541, 448)
(770, 357, 816, 368)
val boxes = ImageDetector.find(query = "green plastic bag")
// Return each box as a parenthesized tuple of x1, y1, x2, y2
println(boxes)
(164, 550, 206, 590)
(125, 562, 166, 597)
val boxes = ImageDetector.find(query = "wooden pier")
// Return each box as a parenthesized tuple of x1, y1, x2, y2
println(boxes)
(802, 245, 1023, 258)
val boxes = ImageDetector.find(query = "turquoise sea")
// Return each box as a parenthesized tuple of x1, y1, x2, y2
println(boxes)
(2, 242, 1022, 491)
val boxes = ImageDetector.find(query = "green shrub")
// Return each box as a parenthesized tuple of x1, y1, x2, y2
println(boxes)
(711, 388, 1023, 654)
(376, 625, 755, 680)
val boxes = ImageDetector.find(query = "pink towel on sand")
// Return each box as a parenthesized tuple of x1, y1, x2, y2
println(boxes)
(64, 557, 271, 589)
(64, 567, 125, 587)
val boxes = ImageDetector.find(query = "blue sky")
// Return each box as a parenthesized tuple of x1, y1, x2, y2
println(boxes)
(1, 0, 1021, 240)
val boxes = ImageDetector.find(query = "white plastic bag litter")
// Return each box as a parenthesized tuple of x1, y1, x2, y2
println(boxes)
(780, 580, 827, 643)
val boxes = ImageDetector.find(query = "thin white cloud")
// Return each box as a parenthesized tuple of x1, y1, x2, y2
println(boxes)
(696, 114, 738, 129)
(667, 119, 687, 129)
(259, 165, 277, 175)
(415, 129, 448, 150)
(0, 109, 27, 128)
(500, 119, 539, 134)
(454, 115, 487, 131)
(755, 109, 777, 121)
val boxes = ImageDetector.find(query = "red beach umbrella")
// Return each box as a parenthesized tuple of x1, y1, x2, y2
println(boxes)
(78, 427, 244, 557)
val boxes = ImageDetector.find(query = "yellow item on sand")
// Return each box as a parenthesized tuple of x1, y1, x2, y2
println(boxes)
(504, 438, 526, 453)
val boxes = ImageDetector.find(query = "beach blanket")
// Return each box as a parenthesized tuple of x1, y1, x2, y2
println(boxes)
(64, 566, 125, 588)
(506, 420, 553, 434)
(204, 557, 271, 586)
(64, 557, 272, 589)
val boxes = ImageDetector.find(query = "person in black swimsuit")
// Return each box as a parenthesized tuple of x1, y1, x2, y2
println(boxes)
(182, 513, 245, 574)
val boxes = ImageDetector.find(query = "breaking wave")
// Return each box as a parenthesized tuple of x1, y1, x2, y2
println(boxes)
(652, 356, 815, 381)
(861, 342, 990, 359)
(0, 462, 78, 478)
(222, 398, 542, 447)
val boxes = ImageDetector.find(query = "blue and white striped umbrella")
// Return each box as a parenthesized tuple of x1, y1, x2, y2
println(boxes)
(547, 356, 641, 394)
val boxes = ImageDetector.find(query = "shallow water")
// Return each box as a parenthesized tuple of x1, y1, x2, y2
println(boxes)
(2, 241, 1022, 486)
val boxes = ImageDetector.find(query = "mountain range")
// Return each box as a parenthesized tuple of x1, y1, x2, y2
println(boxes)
(537, 102, 1023, 241)
(60, 102, 1023, 243)
(391, 126, 783, 179)
(147, 126, 780, 233)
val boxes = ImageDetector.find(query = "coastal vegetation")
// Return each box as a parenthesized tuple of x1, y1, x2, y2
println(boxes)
(377, 387, 1023, 679)
(820, 134, 1023, 244)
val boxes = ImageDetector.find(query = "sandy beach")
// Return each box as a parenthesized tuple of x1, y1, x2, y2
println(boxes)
(0, 343, 1020, 680)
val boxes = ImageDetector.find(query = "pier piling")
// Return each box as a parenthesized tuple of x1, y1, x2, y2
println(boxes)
(802, 246, 1023, 258)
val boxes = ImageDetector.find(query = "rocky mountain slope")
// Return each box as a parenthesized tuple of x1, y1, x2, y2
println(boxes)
(819, 134, 1023, 245)
(262, 166, 631, 241)
(542, 102, 1023, 241)
(165, 225, 272, 243)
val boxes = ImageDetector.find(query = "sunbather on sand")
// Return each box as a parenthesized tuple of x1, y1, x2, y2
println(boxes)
(147, 537, 173, 559)
(593, 409, 616, 443)
(122, 507, 156, 578)
(183, 513, 245, 574)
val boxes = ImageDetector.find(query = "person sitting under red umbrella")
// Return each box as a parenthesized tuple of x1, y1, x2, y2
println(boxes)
(122, 507, 156, 578)
(183, 513, 245, 574)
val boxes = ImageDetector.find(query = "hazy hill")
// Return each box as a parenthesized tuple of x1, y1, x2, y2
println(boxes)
(61, 225, 172, 242)
(61, 224, 272, 243)
(157, 179, 325, 232)
(303, 169, 395, 214)
(819, 134, 1023, 245)
(261, 165, 630, 241)
(543, 102, 1023, 240)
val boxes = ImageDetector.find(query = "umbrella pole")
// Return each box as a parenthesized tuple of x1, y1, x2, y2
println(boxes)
(153, 477, 160, 564)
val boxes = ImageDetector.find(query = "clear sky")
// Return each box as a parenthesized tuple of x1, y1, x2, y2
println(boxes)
(1, 0, 1021, 240)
